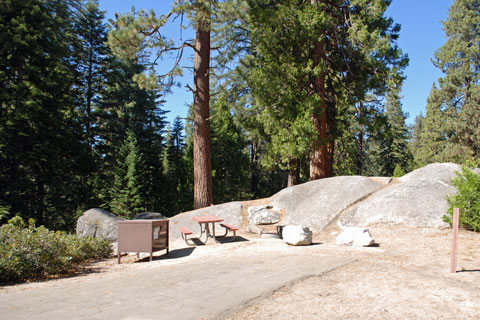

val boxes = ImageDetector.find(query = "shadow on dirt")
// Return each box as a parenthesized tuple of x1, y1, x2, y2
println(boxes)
(457, 269, 480, 273)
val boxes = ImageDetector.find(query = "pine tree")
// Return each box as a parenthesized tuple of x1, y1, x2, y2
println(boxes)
(110, 130, 146, 219)
(97, 56, 167, 213)
(211, 52, 290, 196)
(409, 112, 424, 165)
(379, 80, 412, 175)
(210, 96, 251, 203)
(108, 1, 219, 209)
(334, 98, 389, 176)
(71, 0, 111, 150)
(164, 117, 191, 215)
(363, 138, 384, 176)
(414, 85, 470, 166)
(0, 0, 91, 229)
(414, 85, 445, 166)
(247, 0, 407, 180)
(421, 0, 480, 163)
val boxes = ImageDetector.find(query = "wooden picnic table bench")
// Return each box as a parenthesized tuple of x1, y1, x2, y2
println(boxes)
(179, 216, 239, 245)
(219, 223, 238, 241)
(180, 226, 195, 246)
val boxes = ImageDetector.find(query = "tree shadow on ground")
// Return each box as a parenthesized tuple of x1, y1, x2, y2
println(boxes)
(215, 236, 249, 244)
(136, 236, 250, 262)
(457, 269, 480, 273)
(136, 247, 196, 262)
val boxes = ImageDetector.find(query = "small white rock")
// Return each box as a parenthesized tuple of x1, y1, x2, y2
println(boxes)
(282, 225, 312, 246)
(336, 227, 375, 247)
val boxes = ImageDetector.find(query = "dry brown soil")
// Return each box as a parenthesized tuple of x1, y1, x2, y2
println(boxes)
(225, 225, 480, 320)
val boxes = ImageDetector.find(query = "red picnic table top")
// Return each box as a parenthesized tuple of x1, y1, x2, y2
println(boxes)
(192, 215, 224, 224)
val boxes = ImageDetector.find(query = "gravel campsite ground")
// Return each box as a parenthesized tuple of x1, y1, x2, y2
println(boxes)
(1, 225, 480, 319)
(227, 226, 480, 320)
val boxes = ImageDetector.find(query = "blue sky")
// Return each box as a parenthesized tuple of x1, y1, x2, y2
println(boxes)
(100, 0, 453, 125)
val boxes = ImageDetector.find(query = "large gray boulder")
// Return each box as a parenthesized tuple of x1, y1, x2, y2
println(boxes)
(271, 176, 382, 232)
(168, 202, 243, 243)
(76, 208, 123, 241)
(339, 163, 460, 228)
(133, 212, 165, 220)
(398, 162, 461, 184)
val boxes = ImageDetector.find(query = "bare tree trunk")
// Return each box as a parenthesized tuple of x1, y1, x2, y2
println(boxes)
(309, 0, 334, 180)
(309, 38, 332, 180)
(250, 142, 260, 198)
(356, 102, 364, 175)
(193, 4, 213, 209)
(287, 158, 300, 187)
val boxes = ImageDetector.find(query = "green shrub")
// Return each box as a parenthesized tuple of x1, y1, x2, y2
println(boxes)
(393, 164, 406, 177)
(0, 217, 111, 283)
(443, 166, 480, 232)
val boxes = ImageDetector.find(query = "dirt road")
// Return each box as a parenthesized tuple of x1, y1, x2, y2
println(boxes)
(0, 238, 352, 320)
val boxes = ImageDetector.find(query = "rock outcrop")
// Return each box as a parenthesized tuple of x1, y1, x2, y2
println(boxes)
(126, 162, 469, 243)
(339, 163, 460, 228)
(271, 176, 382, 232)
(76, 208, 123, 241)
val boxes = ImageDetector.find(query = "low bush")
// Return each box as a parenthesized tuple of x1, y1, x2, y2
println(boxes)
(443, 166, 480, 232)
(393, 164, 406, 178)
(0, 217, 111, 283)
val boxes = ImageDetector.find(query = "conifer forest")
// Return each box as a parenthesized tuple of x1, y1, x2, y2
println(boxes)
(1, 0, 479, 231)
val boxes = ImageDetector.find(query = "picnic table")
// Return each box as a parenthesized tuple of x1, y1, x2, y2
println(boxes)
(180, 215, 238, 245)
(192, 215, 224, 243)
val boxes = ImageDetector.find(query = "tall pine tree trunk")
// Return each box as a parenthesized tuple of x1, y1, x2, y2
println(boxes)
(309, 29, 333, 180)
(193, 4, 213, 209)
(356, 102, 364, 175)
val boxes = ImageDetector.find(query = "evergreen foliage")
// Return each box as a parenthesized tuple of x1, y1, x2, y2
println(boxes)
(409, 112, 424, 167)
(444, 166, 480, 232)
(69, 0, 113, 211)
(379, 80, 412, 175)
(71, 0, 111, 149)
(0, 0, 91, 230)
(3, 0, 478, 235)
(413, 85, 455, 166)
(393, 164, 406, 178)
(335, 99, 389, 176)
(247, 0, 408, 180)
(108, 0, 218, 210)
(94, 56, 167, 214)
(164, 117, 192, 215)
(210, 97, 251, 203)
(110, 130, 146, 219)
(414, 0, 480, 165)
